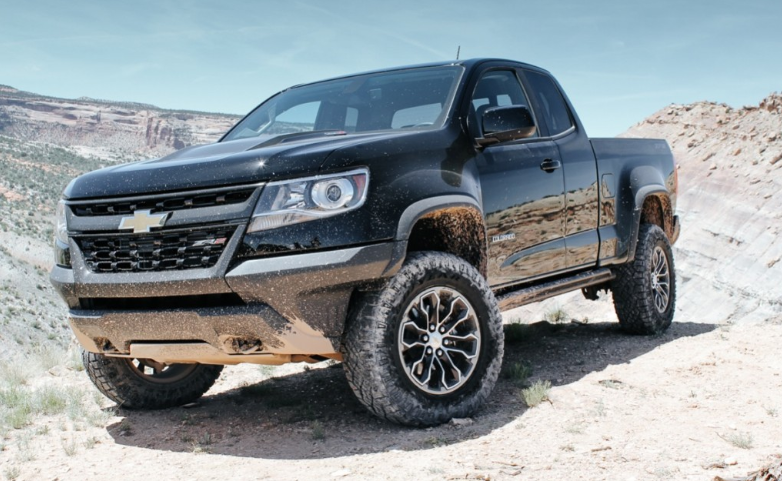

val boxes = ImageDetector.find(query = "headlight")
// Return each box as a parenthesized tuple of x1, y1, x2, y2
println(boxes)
(55, 200, 69, 244)
(247, 168, 369, 233)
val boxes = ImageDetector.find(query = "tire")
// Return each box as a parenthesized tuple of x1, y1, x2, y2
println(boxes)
(83, 351, 223, 409)
(612, 223, 676, 335)
(342, 251, 504, 426)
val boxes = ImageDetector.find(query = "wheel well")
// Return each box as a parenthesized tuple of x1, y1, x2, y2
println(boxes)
(640, 194, 674, 239)
(406, 206, 488, 277)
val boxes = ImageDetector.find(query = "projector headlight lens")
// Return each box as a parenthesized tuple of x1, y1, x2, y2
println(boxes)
(311, 178, 354, 210)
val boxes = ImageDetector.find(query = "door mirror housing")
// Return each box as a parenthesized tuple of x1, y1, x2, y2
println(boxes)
(477, 105, 537, 146)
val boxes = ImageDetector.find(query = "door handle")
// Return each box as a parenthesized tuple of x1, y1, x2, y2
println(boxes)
(540, 158, 562, 173)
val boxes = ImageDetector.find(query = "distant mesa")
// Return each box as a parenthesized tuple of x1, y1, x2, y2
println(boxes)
(0, 84, 241, 156)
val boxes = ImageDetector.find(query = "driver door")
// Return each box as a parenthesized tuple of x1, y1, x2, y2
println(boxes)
(472, 69, 567, 286)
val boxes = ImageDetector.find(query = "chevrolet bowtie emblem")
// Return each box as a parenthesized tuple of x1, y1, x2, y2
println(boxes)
(118, 210, 170, 234)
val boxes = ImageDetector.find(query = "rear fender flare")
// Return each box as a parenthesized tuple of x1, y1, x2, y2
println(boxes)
(611, 165, 670, 264)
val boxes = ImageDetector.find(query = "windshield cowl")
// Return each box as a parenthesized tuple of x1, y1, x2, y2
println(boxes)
(249, 130, 348, 149)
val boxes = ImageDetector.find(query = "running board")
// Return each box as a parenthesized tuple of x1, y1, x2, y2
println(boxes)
(495, 268, 615, 311)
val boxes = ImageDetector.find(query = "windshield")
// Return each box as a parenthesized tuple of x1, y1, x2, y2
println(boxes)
(222, 66, 464, 142)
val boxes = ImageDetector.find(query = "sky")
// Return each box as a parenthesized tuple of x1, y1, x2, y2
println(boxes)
(0, 0, 780, 137)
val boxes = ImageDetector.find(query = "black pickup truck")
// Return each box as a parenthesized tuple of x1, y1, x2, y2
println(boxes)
(50, 58, 680, 426)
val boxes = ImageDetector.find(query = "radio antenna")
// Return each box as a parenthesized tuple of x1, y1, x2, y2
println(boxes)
(456, 45, 461, 60)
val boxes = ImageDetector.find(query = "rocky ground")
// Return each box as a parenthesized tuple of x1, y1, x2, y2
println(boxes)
(1, 90, 781, 480)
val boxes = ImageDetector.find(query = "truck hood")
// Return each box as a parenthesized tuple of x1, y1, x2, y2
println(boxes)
(63, 132, 405, 200)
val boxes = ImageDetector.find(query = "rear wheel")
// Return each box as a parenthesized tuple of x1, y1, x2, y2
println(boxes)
(83, 351, 223, 409)
(342, 252, 504, 426)
(612, 224, 676, 334)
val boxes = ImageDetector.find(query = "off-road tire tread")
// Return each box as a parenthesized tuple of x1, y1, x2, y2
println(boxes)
(612, 224, 676, 335)
(83, 351, 223, 409)
(342, 251, 504, 426)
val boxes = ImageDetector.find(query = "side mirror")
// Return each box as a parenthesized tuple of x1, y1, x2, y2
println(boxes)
(478, 105, 537, 146)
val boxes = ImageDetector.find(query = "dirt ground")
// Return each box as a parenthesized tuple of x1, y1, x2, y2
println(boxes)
(3, 96, 782, 480)
(3, 294, 780, 481)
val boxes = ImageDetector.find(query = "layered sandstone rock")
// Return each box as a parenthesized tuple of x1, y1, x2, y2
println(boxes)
(0, 85, 240, 157)
(621, 93, 782, 323)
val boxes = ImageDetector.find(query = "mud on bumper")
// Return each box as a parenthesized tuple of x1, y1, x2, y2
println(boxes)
(52, 240, 404, 363)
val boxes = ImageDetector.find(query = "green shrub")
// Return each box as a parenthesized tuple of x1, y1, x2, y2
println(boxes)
(521, 380, 552, 408)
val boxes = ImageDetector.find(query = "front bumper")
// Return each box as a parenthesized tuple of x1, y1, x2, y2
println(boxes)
(54, 241, 405, 361)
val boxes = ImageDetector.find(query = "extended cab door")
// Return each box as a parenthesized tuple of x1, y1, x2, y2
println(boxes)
(470, 69, 568, 286)
(522, 69, 601, 270)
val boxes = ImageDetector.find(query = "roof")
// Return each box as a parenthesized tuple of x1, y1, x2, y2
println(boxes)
(287, 58, 549, 90)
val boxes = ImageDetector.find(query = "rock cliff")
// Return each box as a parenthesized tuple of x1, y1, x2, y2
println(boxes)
(621, 93, 782, 323)
(0, 85, 240, 158)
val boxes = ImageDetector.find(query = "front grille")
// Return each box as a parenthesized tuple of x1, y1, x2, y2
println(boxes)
(75, 225, 236, 273)
(70, 187, 256, 216)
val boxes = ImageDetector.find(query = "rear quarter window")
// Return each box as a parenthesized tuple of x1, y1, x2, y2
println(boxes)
(524, 71, 574, 136)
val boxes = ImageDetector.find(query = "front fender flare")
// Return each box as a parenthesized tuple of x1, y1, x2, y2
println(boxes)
(395, 195, 483, 241)
(394, 195, 488, 276)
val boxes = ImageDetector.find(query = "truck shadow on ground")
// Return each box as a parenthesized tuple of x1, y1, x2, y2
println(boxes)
(106, 319, 716, 460)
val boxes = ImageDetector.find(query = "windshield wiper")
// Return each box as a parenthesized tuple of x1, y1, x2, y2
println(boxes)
(251, 130, 348, 149)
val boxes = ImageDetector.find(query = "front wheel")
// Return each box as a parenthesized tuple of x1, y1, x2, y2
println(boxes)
(612, 224, 677, 334)
(342, 252, 504, 426)
(83, 351, 223, 409)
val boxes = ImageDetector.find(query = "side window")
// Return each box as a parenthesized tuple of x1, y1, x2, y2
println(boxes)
(496, 94, 513, 106)
(470, 70, 535, 137)
(524, 71, 573, 136)
(391, 103, 442, 128)
(344, 107, 358, 132)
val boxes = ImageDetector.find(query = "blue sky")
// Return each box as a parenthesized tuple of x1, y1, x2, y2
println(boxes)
(1, 0, 780, 136)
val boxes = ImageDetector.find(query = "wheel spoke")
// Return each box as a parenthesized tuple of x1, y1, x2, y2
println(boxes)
(657, 251, 666, 272)
(659, 260, 668, 275)
(402, 320, 427, 336)
(445, 332, 478, 343)
(440, 295, 466, 327)
(401, 317, 429, 349)
(445, 310, 471, 336)
(445, 345, 477, 360)
(439, 349, 462, 388)
(124, 359, 199, 385)
(649, 246, 671, 313)
(136, 359, 166, 376)
(419, 291, 440, 326)
(653, 286, 663, 310)
(410, 351, 433, 385)
(656, 285, 669, 305)
(433, 356, 450, 390)
(398, 286, 481, 395)
(402, 339, 426, 349)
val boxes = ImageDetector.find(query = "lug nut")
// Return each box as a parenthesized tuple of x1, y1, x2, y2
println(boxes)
(426, 347, 433, 355)
(422, 335, 429, 342)
(429, 324, 436, 332)
(436, 349, 443, 356)
(439, 326, 446, 333)
(443, 339, 450, 346)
